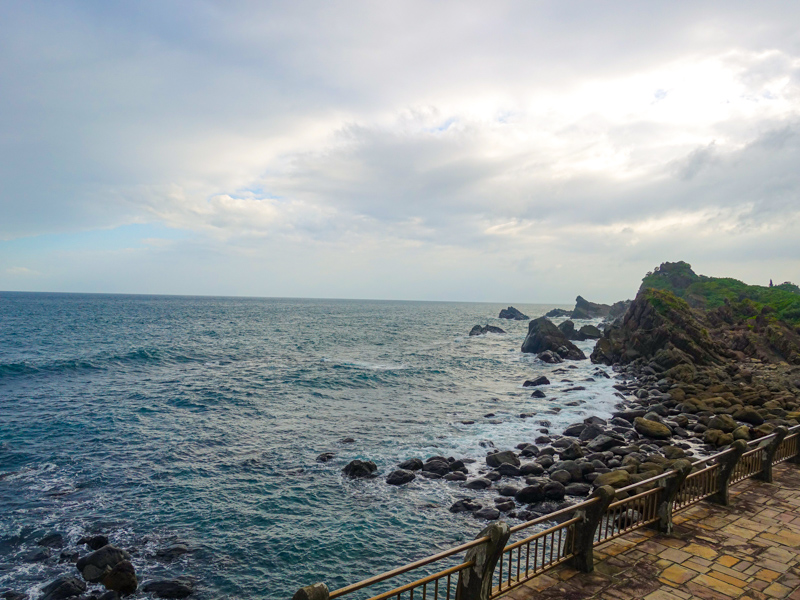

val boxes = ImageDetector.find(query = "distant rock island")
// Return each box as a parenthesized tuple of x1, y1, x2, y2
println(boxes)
(499, 306, 529, 320)
(469, 324, 506, 336)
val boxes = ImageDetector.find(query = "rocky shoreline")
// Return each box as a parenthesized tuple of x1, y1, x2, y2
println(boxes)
(342, 263, 800, 525)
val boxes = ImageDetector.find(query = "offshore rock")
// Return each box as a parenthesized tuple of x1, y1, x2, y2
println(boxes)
(469, 324, 506, 336)
(78, 535, 110, 551)
(521, 317, 586, 360)
(546, 308, 572, 318)
(41, 577, 86, 600)
(537, 350, 563, 364)
(571, 296, 612, 320)
(486, 450, 520, 468)
(386, 469, 416, 486)
(579, 325, 602, 339)
(499, 306, 529, 320)
(342, 460, 377, 479)
(523, 376, 550, 387)
(101, 560, 138, 595)
(76, 545, 131, 583)
(141, 579, 194, 599)
(449, 499, 482, 513)
(398, 458, 423, 471)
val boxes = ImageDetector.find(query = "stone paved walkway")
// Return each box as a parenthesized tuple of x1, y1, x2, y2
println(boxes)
(501, 462, 800, 600)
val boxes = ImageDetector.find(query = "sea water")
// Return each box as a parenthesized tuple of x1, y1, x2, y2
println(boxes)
(0, 293, 620, 599)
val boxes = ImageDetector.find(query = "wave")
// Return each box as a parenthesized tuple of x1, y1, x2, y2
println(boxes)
(0, 347, 204, 379)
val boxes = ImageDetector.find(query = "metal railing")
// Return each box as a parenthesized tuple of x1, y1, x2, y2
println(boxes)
(294, 423, 800, 600)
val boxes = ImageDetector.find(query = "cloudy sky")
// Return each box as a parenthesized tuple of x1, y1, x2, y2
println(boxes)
(1, 1, 798, 302)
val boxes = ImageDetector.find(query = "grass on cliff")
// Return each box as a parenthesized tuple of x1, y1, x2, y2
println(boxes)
(640, 262, 800, 325)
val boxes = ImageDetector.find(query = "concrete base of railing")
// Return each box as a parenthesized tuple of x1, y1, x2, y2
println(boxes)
(757, 427, 788, 483)
(710, 440, 747, 506)
(569, 485, 615, 573)
(293, 582, 329, 600)
(653, 459, 692, 534)
(458, 521, 510, 600)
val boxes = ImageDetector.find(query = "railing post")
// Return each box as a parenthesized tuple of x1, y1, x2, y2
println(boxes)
(457, 521, 510, 600)
(292, 582, 329, 600)
(650, 460, 692, 534)
(757, 426, 788, 483)
(791, 433, 800, 464)
(709, 440, 747, 506)
(568, 485, 615, 573)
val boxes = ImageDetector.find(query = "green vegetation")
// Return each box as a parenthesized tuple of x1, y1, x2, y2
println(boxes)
(640, 262, 800, 325)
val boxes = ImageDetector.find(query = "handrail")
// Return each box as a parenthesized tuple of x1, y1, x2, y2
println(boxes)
(311, 422, 800, 600)
(328, 536, 489, 598)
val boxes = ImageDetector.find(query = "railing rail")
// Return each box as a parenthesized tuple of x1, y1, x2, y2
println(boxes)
(295, 423, 800, 600)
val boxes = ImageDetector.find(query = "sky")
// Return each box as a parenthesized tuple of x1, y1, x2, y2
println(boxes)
(1, 1, 799, 303)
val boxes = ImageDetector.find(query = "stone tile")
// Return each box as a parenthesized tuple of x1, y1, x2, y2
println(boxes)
(719, 555, 740, 568)
(754, 569, 781, 582)
(763, 582, 792, 598)
(659, 548, 692, 563)
(706, 570, 748, 589)
(659, 564, 696, 585)
(683, 543, 719, 560)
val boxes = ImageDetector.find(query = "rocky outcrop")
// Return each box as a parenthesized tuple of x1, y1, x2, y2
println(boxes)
(545, 308, 571, 318)
(141, 579, 194, 599)
(499, 306, 529, 320)
(521, 317, 586, 360)
(41, 577, 86, 600)
(571, 296, 612, 320)
(579, 325, 602, 339)
(76, 545, 131, 583)
(342, 460, 377, 479)
(469, 325, 506, 336)
(386, 470, 416, 485)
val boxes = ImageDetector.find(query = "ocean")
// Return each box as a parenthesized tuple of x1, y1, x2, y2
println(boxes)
(0, 293, 620, 599)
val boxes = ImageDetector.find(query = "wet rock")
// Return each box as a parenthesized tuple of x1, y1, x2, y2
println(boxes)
(732, 425, 751, 441)
(469, 325, 506, 336)
(316, 452, 335, 463)
(422, 459, 451, 476)
(586, 435, 621, 452)
(486, 450, 520, 468)
(494, 499, 515, 513)
(559, 442, 584, 461)
(543, 481, 566, 501)
(77, 545, 131, 583)
(155, 544, 190, 561)
(473, 507, 501, 520)
(633, 417, 673, 439)
(496, 463, 521, 477)
(141, 579, 194, 599)
(420, 472, 442, 480)
(398, 458, 423, 471)
(521, 317, 586, 360)
(449, 499, 483, 513)
(523, 376, 550, 387)
(733, 406, 764, 426)
(41, 576, 86, 600)
(386, 469, 416, 486)
(342, 460, 378, 479)
(463, 477, 492, 490)
(578, 325, 602, 339)
(662, 446, 685, 459)
(37, 533, 65, 548)
(550, 470, 572, 485)
(97, 593, 120, 600)
(24, 547, 51, 562)
(515, 484, 545, 504)
(2, 592, 29, 600)
(537, 351, 563, 364)
(708, 414, 737, 433)
(497, 485, 520, 497)
(530, 389, 547, 398)
(101, 560, 137, 595)
(59, 550, 79, 563)
(519, 463, 545, 476)
(339, 437, 355, 444)
(565, 483, 592, 496)
(484, 472, 502, 482)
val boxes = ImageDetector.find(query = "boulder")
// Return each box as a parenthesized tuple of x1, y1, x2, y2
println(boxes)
(733, 407, 764, 426)
(593, 470, 631, 488)
(76, 545, 131, 583)
(579, 424, 605, 442)
(523, 376, 550, 387)
(473, 507, 501, 520)
(565, 483, 592, 496)
(141, 579, 194, 599)
(449, 499, 482, 513)
(499, 306, 529, 320)
(545, 308, 572, 318)
(571, 296, 612, 320)
(386, 470, 416, 486)
(708, 414, 737, 433)
(422, 459, 450, 476)
(530, 389, 547, 398)
(515, 484, 545, 504)
(550, 470, 572, 485)
(101, 560, 137, 595)
(342, 460, 377, 479)
(521, 317, 586, 360)
(469, 325, 506, 336)
(315, 452, 335, 463)
(633, 418, 673, 440)
(486, 450, 520, 468)
(537, 351, 563, 364)
(586, 435, 621, 452)
(497, 485, 519, 497)
(579, 325, 603, 339)
(559, 442, 584, 461)
(496, 463, 521, 477)
(398, 458, 423, 471)
(444, 472, 468, 481)
(37, 533, 64, 548)
(543, 481, 566, 501)
(463, 478, 492, 490)
(41, 577, 86, 600)
(558, 320, 584, 341)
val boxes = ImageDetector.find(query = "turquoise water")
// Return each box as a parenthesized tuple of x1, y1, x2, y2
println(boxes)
(0, 293, 617, 599)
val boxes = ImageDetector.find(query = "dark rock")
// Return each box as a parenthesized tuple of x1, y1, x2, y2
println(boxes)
(2, 593, 28, 600)
(342, 460, 378, 479)
(101, 560, 137, 595)
(515, 485, 545, 504)
(98, 593, 120, 600)
(155, 544, 190, 561)
(463, 478, 492, 490)
(59, 550, 79, 563)
(420, 472, 442, 479)
(545, 308, 572, 318)
(443, 472, 467, 481)
(523, 376, 551, 387)
(24, 547, 51, 562)
(486, 450, 520, 468)
(563, 423, 585, 436)
(550, 470, 571, 485)
(386, 470, 416, 486)
(41, 576, 86, 600)
(537, 351, 563, 364)
(543, 481, 566, 501)
(37, 533, 65, 548)
(519, 463, 545, 476)
(571, 296, 612, 320)
(422, 459, 451, 476)
(484, 472, 502, 482)
(141, 579, 194, 599)
(579, 325, 602, 339)
(77, 546, 131, 583)
(633, 417, 673, 439)
(558, 320, 584, 341)
(449, 499, 482, 513)
(469, 325, 506, 336)
(733, 406, 764, 426)
(499, 306, 529, 320)
(579, 424, 605, 442)
(530, 389, 547, 398)
(496, 463, 521, 477)
(495, 499, 516, 513)
(497, 485, 520, 497)
(473, 507, 501, 520)
(559, 442, 584, 461)
(521, 317, 586, 360)
(398, 458, 423, 471)
(316, 452, 335, 463)
(339, 437, 355, 444)
(565, 483, 592, 496)
(586, 435, 621, 452)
